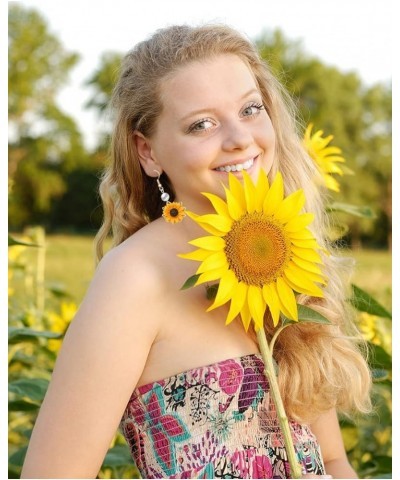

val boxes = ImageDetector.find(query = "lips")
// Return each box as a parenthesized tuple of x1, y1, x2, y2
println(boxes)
(214, 155, 258, 173)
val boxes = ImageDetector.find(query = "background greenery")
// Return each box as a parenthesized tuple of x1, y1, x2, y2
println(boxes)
(8, 3, 392, 479)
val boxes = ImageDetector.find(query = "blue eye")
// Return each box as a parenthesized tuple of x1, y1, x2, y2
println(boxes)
(242, 103, 265, 117)
(188, 118, 214, 133)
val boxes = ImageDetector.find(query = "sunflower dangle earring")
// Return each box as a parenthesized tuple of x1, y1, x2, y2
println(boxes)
(154, 170, 186, 223)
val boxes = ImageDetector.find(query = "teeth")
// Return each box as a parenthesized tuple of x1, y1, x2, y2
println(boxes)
(215, 157, 254, 172)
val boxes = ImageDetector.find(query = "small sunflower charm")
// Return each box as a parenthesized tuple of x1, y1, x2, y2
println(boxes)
(162, 202, 186, 223)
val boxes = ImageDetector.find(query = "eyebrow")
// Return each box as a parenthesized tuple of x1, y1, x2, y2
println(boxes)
(180, 88, 262, 122)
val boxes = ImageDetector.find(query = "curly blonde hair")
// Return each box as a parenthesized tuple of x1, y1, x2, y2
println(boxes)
(95, 24, 371, 423)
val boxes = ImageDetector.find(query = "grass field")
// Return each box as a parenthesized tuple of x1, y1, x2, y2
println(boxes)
(11, 233, 392, 311)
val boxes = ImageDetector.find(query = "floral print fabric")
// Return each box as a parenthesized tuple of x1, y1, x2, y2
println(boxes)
(120, 354, 325, 478)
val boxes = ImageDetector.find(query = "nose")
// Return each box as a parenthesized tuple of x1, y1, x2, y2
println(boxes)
(221, 121, 253, 151)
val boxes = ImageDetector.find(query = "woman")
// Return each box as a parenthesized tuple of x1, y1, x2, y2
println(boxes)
(21, 24, 371, 479)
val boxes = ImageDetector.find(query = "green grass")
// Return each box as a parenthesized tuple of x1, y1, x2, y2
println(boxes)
(10, 234, 392, 311)
(343, 248, 392, 308)
(44, 234, 99, 302)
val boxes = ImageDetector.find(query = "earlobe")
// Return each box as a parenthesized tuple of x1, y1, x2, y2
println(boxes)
(133, 131, 161, 177)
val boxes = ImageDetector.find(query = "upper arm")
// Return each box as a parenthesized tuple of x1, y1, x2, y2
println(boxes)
(21, 247, 161, 479)
(310, 408, 357, 478)
(310, 408, 347, 463)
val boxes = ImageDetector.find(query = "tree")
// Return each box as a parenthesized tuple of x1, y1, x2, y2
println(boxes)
(8, 4, 89, 229)
(256, 29, 392, 248)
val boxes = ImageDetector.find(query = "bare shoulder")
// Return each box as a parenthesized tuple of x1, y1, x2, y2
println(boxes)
(20, 227, 169, 478)
(87, 224, 170, 321)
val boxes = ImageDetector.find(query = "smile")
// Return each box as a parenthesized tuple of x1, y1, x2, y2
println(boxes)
(214, 156, 257, 172)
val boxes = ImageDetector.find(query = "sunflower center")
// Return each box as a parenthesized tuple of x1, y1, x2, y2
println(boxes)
(169, 208, 179, 217)
(224, 212, 290, 287)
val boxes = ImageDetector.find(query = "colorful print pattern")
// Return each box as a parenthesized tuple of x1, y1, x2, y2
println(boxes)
(120, 354, 325, 478)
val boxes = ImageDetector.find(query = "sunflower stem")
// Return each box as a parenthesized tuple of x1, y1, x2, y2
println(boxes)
(269, 323, 290, 357)
(256, 328, 302, 479)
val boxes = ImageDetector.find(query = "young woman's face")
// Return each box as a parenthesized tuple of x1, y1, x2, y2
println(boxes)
(148, 54, 276, 213)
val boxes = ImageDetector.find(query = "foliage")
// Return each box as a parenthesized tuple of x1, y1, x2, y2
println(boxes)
(8, 3, 101, 231)
(8, 6, 391, 477)
(8, 6, 391, 248)
(255, 29, 391, 249)
(8, 230, 391, 478)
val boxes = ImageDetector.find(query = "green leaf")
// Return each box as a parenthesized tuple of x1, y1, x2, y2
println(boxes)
(8, 235, 39, 247)
(8, 400, 40, 411)
(8, 446, 28, 467)
(205, 283, 219, 300)
(102, 444, 134, 468)
(368, 342, 392, 370)
(326, 202, 376, 218)
(180, 274, 201, 290)
(8, 378, 49, 402)
(359, 455, 392, 476)
(46, 281, 72, 298)
(8, 326, 62, 345)
(372, 369, 390, 382)
(281, 304, 332, 326)
(8, 467, 21, 479)
(351, 284, 392, 319)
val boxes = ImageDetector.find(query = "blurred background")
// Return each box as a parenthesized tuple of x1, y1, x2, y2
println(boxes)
(8, 1, 392, 478)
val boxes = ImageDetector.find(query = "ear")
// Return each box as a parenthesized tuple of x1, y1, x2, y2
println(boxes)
(133, 131, 162, 177)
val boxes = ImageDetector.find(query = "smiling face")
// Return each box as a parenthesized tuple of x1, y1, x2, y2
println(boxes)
(136, 54, 276, 214)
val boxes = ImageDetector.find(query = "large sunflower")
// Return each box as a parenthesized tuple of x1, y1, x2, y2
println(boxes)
(303, 123, 347, 192)
(179, 170, 326, 331)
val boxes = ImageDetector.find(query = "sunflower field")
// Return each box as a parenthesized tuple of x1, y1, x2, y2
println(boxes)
(8, 234, 392, 479)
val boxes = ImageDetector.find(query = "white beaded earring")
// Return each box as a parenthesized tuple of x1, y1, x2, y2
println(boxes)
(154, 170, 186, 223)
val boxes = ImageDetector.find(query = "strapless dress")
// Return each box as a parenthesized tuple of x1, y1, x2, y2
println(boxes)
(120, 353, 325, 478)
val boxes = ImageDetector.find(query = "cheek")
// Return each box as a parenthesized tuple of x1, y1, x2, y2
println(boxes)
(174, 141, 217, 172)
(260, 117, 276, 144)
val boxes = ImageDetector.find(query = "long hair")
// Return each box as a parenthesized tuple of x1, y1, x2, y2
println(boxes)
(95, 24, 371, 422)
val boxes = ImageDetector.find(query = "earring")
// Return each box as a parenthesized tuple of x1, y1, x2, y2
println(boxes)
(154, 170, 186, 223)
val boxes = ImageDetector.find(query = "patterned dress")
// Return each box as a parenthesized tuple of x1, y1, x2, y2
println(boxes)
(120, 353, 325, 478)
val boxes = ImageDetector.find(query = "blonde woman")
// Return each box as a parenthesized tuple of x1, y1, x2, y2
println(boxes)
(21, 24, 371, 479)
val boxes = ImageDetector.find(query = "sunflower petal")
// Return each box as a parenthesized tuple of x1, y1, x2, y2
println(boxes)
(189, 236, 226, 250)
(178, 249, 211, 261)
(240, 297, 252, 331)
(228, 173, 246, 211)
(319, 146, 342, 157)
(255, 168, 269, 212)
(224, 186, 245, 220)
(243, 171, 257, 213)
(315, 133, 334, 149)
(276, 277, 298, 320)
(226, 282, 248, 325)
(247, 285, 266, 330)
(186, 211, 226, 236)
(197, 251, 228, 274)
(283, 272, 324, 297)
(323, 175, 340, 192)
(195, 266, 229, 286)
(292, 245, 323, 263)
(263, 172, 284, 215)
(274, 189, 305, 223)
(322, 162, 344, 175)
(291, 255, 323, 274)
(288, 229, 315, 240)
(201, 192, 230, 217)
(285, 261, 327, 286)
(195, 214, 233, 233)
(285, 213, 314, 232)
(207, 270, 237, 311)
(262, 283, 281, 326)
(291, 237, 320, 249)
